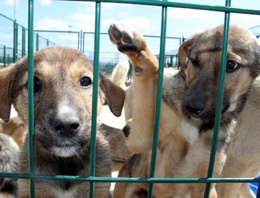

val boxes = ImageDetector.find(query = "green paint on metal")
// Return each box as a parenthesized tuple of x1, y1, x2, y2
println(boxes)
(80, 0, 260, 15)
(28, 0, 35, 197)
(89, 2, 101, 198)
(204, 0, 231, 197)
(3, 46, 6, 67)
(13, 20, 18, 62)
(148, 4, 167, 198)
(22, 27, 26, 57)
(0, 172, 259, 183)
(36, 33, 39, 51)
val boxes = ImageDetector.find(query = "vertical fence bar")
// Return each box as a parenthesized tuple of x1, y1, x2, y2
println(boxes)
(13, 20, 18, 62)
(36, 33, 39, 51)
(78, 32, 80, 51)
(89, 2, 101, 198)
(22, 27, 26, 57)
(3, 46, 6, 67)
(82, 32, 85, 53)
(47, 39, 49, 46)
(204, 0, 231, 197)
(28, 0, 35, 197)
(147, 4, 167, 198)
(257, 184, 260, 198)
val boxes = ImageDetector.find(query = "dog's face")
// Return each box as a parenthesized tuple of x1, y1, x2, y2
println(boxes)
(178, 25, 260, 125)
(0, 46, 125, 157)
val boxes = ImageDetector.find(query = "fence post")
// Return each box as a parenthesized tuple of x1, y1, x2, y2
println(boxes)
(36, 33, 39, 51)
(3, 46, 6, 67)
(13, 20, 18, 62)
(47, 39, 49, 46)
(82, 32, 85, 53)
(22, 27, 26, 57)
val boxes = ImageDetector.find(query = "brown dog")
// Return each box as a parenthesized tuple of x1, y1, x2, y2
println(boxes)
(0, 46, 125, 197)
(108, 23, 260, 197)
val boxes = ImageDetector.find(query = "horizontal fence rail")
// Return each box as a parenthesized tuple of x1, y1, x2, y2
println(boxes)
(0, 0, 260, 198)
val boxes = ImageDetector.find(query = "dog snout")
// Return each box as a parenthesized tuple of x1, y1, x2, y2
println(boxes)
(185, 98, 205, 115)
(52, 117, 80, 138)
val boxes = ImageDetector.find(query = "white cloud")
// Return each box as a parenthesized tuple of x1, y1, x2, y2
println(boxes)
(1, 34, 13, 39)
(67, 12, 96, 31)
(5, 0, 20, 6)
(40, 0, 51, 6)
(103, 16, 154, 32)
(231, 14, 260, 29)
(168, 8, 211, 19)
(58, 35, 78, 41)
(36, 17, 70, 30)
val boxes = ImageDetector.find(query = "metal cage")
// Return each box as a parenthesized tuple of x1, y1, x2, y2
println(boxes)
(0, 0, 260, 198)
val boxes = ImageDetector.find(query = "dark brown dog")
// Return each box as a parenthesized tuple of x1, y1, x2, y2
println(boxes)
(0, 46, 125, 197)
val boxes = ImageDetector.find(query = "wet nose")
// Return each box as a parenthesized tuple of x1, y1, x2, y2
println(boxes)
(185, 98, 205, 115)
(52, 117, 80, 138)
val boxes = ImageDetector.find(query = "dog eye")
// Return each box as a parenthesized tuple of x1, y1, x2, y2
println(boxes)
(25, 77, 43, 93)
(226, 60, 240, 73)
(190, 58, 199, 67)
(79, 77, 92, 88)
(34, 77, 43, 93)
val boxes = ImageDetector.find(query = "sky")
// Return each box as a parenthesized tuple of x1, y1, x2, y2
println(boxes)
(0, 0, 260, 63)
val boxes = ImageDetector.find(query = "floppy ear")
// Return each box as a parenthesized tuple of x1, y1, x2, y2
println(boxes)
(99, 73, 125, 117)
(178, 38, 193, 67)
(0, 64, 17, 122)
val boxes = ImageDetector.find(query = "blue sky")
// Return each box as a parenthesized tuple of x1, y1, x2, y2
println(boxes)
(0, 0, 260, 62)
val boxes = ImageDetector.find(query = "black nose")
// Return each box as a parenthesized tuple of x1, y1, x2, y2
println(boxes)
(185, 98, 205, 115)
(52, 117, 80, 138)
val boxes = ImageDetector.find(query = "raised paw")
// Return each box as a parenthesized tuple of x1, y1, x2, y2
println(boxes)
(108, 23, 147, 53)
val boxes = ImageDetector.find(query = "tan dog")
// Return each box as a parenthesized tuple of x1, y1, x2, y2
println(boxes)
(0, 117, 27, 148)
(217, 79, 260, 197)
(0, 46, 125, 198)
(108, 23, 260, 197)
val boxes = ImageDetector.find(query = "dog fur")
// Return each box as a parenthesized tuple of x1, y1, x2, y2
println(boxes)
(108, 23, 260, 197)
(0, 117, 27, 148)
(0, 46, 125, 198)
(217, 79, 260, 197)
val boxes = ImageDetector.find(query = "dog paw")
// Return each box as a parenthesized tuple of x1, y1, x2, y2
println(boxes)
(108, 23, 146, 53)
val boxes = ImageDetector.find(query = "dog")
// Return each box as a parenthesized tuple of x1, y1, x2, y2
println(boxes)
(108, 23, 260, 197)
(0, 117, 27, 148)
(0, 46, 125, 197)
(216, 79, 260, 197)
(0, 133, 19, 198)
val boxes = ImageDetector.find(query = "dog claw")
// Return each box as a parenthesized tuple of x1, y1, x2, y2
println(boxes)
(109, 25, 123, 43)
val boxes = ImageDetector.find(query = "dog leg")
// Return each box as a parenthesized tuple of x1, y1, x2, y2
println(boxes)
(109, 23, 159, 154)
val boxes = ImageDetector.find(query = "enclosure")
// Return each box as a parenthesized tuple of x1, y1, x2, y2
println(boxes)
(0, 0, 260, 197)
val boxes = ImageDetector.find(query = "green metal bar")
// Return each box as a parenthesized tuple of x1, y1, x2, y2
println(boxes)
(89, 2, 101, 198)
(82, 32, 85, 52)
(3, 46, 6, 67)
(36, 33, 39, 51)
(80, 0, 260, 15)
(47, 39, 49, 46)
(148, 4, 167, 198)
(80, 30, 83, 51)
(0, 13, 14, 21)
(0, 172, 259, 183)
(28, 0, 35, 197)
(78, 32, 81, 51)
(204, 0, 231, 197)
(13, 20, 18, 62)
(34, 30, 80, 33)
(22, 27, 26, 57)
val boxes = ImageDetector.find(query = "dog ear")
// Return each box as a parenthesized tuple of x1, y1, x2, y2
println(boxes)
(0, 64, 17, 122)
(99, 73, 125, 117)
(178, 38, 193, 67)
